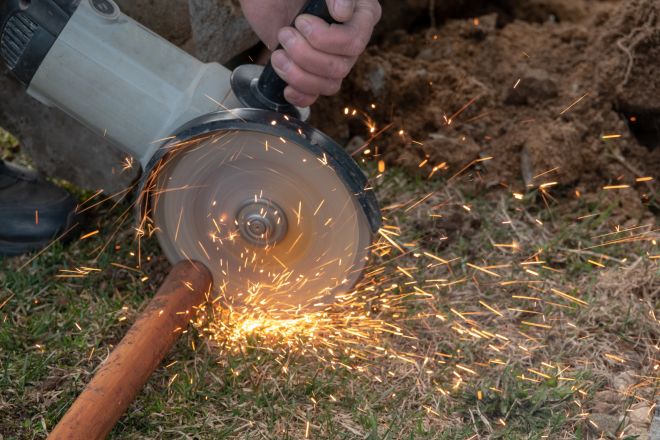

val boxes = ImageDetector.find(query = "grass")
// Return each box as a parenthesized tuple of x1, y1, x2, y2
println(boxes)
(0, 129, 19, 162)
(0, 132, 658, 439)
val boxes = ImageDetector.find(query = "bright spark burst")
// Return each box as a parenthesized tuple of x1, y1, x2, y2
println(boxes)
(51, 91, 656, 438)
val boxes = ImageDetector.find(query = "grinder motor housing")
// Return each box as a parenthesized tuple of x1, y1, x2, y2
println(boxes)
(1, 0, 241, 167)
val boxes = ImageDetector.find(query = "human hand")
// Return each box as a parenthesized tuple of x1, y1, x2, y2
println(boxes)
(239, 0, 382, 107)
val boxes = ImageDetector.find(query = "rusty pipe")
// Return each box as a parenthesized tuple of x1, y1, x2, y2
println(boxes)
(49, 260, 212, 440)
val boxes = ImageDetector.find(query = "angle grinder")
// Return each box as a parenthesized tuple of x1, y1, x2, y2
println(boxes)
(0, 0, 381, 308)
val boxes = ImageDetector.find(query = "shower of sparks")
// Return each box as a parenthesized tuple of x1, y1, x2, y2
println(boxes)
(121, 156, 134, 172)
(179, 199, 658, 412)
(31, 82, 656, 437)
(559, 92, 589, 115)
(80, 230, 100, 240)
(136, 101, 653, 438)
(56, 266, 102, 279)
(193, 268, 418, 376)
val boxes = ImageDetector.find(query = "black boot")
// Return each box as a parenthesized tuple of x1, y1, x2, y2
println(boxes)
(0, 160, 77, 256)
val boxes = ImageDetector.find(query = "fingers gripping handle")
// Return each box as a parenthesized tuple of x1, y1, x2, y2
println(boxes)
(231, 0, 338, 118)
(257, 0, 338, 106)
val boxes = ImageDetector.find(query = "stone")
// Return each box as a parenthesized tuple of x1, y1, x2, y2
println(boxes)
(594, 390, 622, 404)
(590, 390, 623, 414)
(651, 405, 660, 440)
(427, 133, 482, 170)
(630, 429, 650, 440)
(589, 413, 622, 436)
(116, 0, 192, 46)
(505, 68, 558, 106)
(613, 370, 637, 393)
(188, 0, 260, 64)
(516, 119, 582, 186)
(629, 404, 652, 425)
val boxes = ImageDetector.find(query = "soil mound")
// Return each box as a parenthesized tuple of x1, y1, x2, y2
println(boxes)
(314, 0, 659, 196)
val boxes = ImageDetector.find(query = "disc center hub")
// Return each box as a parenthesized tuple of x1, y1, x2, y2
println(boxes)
(236, 199, 288, 247)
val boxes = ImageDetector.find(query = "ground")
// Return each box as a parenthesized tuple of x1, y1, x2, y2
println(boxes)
(0, 0, 659, 439)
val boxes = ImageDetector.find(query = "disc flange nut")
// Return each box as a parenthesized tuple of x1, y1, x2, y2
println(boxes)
(236, 199, 288, 247)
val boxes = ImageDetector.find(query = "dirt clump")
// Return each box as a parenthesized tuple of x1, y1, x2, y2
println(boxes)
(313, 0, 659, 199)
(598, 0, 660, 151)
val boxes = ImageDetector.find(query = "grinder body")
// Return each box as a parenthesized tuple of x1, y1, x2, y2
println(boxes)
(1, 0, 239, 166)
(1, 0, 381, 308)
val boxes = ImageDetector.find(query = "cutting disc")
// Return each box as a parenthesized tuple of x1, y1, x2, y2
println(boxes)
(149, 121, 375, 310)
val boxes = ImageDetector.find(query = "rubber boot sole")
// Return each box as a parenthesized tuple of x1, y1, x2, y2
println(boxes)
(0, 211, 80, 257)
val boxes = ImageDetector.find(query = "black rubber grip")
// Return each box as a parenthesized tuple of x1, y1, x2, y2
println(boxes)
(257, 0, 338, 105)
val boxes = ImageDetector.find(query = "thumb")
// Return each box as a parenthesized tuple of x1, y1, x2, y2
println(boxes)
(327, 0, 356, 22)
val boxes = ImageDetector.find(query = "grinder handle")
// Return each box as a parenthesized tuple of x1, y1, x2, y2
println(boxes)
(257, 0, 338, 107)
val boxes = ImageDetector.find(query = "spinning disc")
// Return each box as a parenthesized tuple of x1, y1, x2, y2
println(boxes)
(151, 127, 374, 309)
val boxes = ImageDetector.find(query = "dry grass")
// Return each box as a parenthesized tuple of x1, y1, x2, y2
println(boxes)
(0, 137, 658, 438)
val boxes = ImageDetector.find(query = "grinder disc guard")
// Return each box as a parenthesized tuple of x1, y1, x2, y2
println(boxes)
(146, 110, 380, 309)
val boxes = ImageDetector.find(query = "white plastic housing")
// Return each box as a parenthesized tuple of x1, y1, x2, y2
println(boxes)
(27, 0, 240, 167)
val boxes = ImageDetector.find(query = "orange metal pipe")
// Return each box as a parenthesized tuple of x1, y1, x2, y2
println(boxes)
(49, 260, 212, 440)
